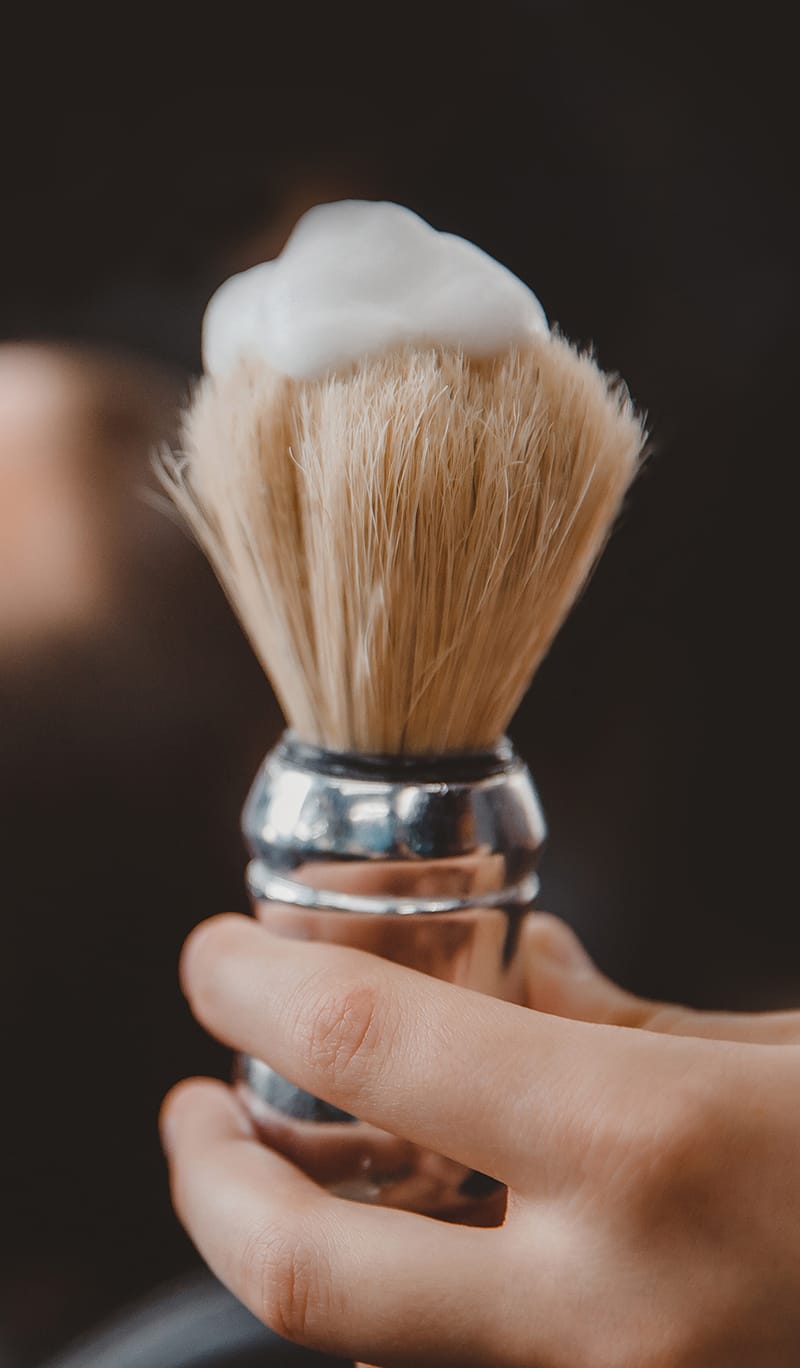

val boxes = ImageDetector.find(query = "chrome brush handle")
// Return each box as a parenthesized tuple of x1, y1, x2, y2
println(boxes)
(236, 733, 546, 1216)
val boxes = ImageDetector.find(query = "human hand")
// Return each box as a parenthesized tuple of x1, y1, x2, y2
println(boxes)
(161, 913, 800, 1367)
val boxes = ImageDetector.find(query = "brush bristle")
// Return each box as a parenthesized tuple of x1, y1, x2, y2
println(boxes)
(161, 338, 644, 753)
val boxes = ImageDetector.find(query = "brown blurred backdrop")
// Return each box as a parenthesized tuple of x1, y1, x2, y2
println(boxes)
(1, 6, 798, 1364)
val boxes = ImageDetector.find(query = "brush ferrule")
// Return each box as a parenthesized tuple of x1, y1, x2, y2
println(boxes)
(242, 731, 546, 916)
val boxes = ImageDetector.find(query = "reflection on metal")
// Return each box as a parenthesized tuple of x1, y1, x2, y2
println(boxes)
(237, 731, 546, 1217)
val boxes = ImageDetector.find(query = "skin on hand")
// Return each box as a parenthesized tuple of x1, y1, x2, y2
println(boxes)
(161, 913, 800, 1367)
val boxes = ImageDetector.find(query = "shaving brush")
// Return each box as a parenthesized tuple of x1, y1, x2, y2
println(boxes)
(162, 201, 644, 1216)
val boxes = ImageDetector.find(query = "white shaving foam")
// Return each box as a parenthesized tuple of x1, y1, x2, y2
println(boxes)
(203, 200, 549, 380)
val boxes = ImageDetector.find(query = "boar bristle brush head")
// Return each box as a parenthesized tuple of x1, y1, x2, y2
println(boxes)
(161, 336, 644, 754)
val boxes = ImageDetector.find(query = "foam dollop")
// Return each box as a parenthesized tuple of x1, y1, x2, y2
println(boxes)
(203, 200, 549, 380)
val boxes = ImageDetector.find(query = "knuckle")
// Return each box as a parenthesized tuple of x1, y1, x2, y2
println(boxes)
(298, 973, 388, 1094)
(241, 1220, 330, 1345)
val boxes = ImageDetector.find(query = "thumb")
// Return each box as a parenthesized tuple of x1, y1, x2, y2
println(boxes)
(519, 914, 652, 1027)
(520, 914, 800, 1044)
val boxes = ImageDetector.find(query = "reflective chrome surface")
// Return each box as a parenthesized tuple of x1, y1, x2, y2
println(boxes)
(237, 732, 546, 1216)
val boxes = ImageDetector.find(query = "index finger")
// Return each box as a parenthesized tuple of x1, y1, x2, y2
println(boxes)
(181, 914, 632, 1189)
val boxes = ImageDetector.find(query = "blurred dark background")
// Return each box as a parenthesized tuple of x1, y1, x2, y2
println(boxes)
(1, 5, 797, 1364)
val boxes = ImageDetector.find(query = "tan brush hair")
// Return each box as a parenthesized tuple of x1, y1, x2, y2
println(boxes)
(161, 335, 645, 754)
